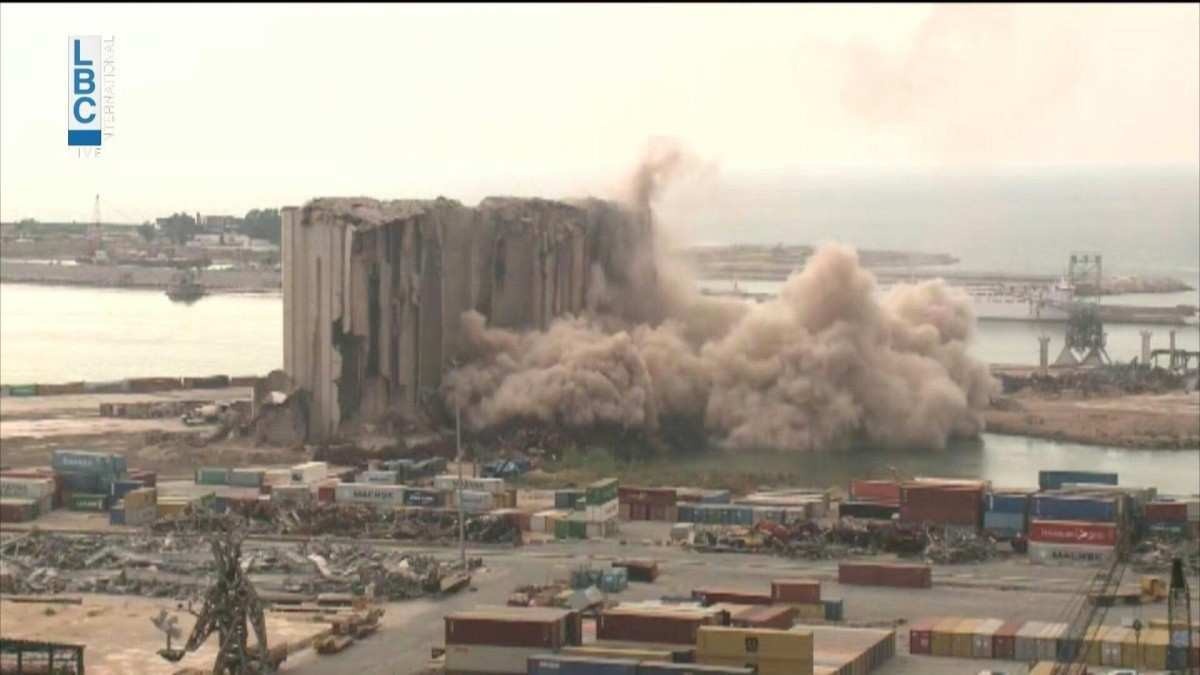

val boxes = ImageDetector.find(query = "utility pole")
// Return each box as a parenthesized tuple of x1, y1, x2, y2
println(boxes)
(456, 405, 466, 569)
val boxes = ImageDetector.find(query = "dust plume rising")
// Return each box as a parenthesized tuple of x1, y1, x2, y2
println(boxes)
(443, 146, 997, 452)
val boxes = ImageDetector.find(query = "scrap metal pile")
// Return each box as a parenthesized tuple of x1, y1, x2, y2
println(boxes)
(689, 519, 999, 564)
(254, 541, 451, 601)
(999, 364, 1189, 397)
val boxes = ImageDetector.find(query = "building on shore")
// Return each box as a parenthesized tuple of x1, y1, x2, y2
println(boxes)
(281, 196, 649, 440)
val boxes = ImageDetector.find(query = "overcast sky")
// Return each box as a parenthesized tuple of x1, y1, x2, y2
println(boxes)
(1, 3, 1197, 223)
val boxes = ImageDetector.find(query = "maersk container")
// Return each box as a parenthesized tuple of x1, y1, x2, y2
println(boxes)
(527, 654, 639, 675)
(1038, 470, 1117, 491)
(335, 483, 405, 506)
(53, 450, 120, 475)
(1032, 494, 1120, 522)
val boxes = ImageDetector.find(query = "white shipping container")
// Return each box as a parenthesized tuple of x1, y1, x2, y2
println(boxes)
(584, 498, 619, 523)
(531, 509, 563, 533)
(1014, 622, 1047, 663)
(972, 619, 1004, 658)
(433, 475, 505, 494)
(335, 483, 406, 506)
(444, 644, 543, 674)
(290, 461, 328, 484)
(1028, 540, 1115, 566)
(459, 490, 495, 513)
(1037, 624, 1065, 662)
(585, 519, 617, 539)
(0, 478, 55, 500)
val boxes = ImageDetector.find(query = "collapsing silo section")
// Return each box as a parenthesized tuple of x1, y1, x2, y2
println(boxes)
(281, 196, 649, 441)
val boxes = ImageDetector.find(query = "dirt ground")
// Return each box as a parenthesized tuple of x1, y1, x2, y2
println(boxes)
(984, 390, 1200, 449)
(0, 387, 308, 476)
(0, 594, 330, 675)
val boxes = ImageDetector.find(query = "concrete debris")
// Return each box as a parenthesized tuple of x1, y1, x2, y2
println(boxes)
(998, 364, 1191, 397)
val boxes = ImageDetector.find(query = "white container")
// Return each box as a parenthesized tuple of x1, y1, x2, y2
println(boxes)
(459, 489, 495, 514)
(0, 478, 55, 500)
(358, 470, 399, 484)
(585, 518, 617, 539)
(584, 498, 619, 523)
(433, 475, 505, 494)
(444, 644, 543, 674)
(531, 509, 563, 533)
(1014, 622, 1046, 662)
(972, 619, 1004, 658)
(334, 483, 405, 506)
(1038, 623, 1066, 661)
(1028, 540, 1115, 565)
(290, 461, 328, 484)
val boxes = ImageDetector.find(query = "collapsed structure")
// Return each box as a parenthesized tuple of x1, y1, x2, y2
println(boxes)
(281, 197, 649, 440)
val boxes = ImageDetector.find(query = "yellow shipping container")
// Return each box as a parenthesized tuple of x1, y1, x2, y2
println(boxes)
(1080, 624, 1104, 662)
(1120, 627, 1141, 669)
(1139, 628, 1169, 671)
(950, 619, 977, 659)
(697, 626, 814, 660)
(123, 487, 157, 509)
(156, 500, 190, 518)
(930, 618, 960, 657)
(698, 655, 813, 675)
(790, 603, 825, 621)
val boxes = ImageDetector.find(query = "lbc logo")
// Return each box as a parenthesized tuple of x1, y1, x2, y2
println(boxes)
(68, 36, 102, 147)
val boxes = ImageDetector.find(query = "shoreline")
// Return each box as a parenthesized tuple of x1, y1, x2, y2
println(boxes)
(0, 259, 281, 294)
(983, 391, 1200, 451)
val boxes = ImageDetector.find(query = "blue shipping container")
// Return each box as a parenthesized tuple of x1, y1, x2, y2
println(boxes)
(111, 479, 144, 500)
(1039, 470, 1117, 491)
(1033, 494, 1119, 522)
(527, 655, 639, 675)
(986, 493, 1030, 514)
(823, 598, 844, 622)
(555, 490, 584, 510)
(677, 504, 695, 523)
(637, 665, 754, 675)
(983, 511, 1026, 537)
(109, 507, 126, 526)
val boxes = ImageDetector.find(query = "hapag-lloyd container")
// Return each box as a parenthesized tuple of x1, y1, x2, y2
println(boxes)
(1029, 519, 1118, 546)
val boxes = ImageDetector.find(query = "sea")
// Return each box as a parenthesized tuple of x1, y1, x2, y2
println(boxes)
(1, 168, 1197, 488)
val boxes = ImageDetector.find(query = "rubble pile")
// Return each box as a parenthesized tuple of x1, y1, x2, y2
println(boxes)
(999, 365, 1189, 397)
(1131, 538, 1200, 574)
(922, 528, 999, 565)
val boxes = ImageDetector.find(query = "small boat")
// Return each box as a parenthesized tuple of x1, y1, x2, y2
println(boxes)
(166, 269, 207, 303)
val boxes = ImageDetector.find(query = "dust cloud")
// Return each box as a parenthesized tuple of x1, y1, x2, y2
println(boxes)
(443, 144, 997, 452)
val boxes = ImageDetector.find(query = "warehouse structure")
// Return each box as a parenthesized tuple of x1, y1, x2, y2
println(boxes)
(281, 196, 650, 440)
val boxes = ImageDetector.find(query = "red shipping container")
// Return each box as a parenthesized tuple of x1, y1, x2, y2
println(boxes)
(597, 609, 716, 645)
(992, 620, 1023, 660)
(851, 479, 901, 503)
(771, 579, 821, 603)
(316, 481, 336, 504)
(1029, 520, 1118, 546)
(908, 617, 938, 655)
(900, 483, 983, 527)
(445, 609, 572, 648)
(692, 587, 773, 605)
(1144, 501, 1189, 523)
(618, 486, 677, 507)
(515, 511, 532, 532)
(731, 605, 796, 630)
(839, 562, 931, 588)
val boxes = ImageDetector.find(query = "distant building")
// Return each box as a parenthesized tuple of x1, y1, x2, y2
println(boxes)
(199, 214, 240, 232)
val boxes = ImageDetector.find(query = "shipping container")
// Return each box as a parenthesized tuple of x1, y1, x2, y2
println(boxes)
(123, 487, 156, 509)
(1099, 626, 1128, 667)
(358, 469, 400, 485)
(1038, 623, 1067, 662)
(290, 461, 328, 484)
(1029, 519, 1118, 546)
(444, 644, 546, 674)
(228, 468, 265, 488)
(195, 467, 230, 486)
(53, 450, 123, 476)
(849, 479, 900, 503)
(1144, 500, 1192, 523)
(634, 664, 753, 675)
(982, 511, 1026, 538)
(460, 489, 497, 514)
(837, 500, 898, 521)
(436, 474, 505, 494)
(822, 599, 843, 623)
(68, 492, 109, 511)
(110, 478, 146, 501)
(527, 654, 639, 675)
(109, 506, 126, 526)
(729, 605, 795, 631)
(907, 618, 937, 655)
(1028, 540, 1114, 565)
(618, 486, 678, 506)
(613, 560, 659, 583)
(598, 608, 721, 645)
(985, 490, 1032, 514)
(1032, 493, 1122, 523)
(587, 479, 619, 506)
(899, 482, 983, 527)
(970, 619, 1003, 659)
(446, 607, 576, 649)
(0, 477, 55, 500)
(1015, 621, 1047, 662)
(770, 579, 820, 604)
(837, 562, 931, 588)
(555, 489, 585, 510)
(404, 487, 446, 507)
(692, 588, 772, 606)
(930, 618, 960, 657)
(992, 620, 1023, 661)
(559, 643, 687, 663)
(1039, 470, 1117, 490)
(57, 470, 102, 493)
(270, 484, 313, 505)
(335, 483, 405, 507)
(585, 498, 620, 523)
(949, 619, 977, 658)
(696, 627, 813, 675)
(0, 498, 38, 523)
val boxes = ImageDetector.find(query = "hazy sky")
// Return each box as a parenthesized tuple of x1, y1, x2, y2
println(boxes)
(1, 3, 1197, 223)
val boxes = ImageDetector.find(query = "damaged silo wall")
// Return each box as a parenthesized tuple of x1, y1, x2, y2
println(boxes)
(281, 196, 646, 441)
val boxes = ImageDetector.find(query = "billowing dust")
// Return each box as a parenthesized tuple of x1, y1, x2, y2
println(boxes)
(444, 143, 997, 451)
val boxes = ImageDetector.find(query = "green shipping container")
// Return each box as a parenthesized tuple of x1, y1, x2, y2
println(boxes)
(195, 467, 230, 485)
(69, 493, 109, 512)
(569, 519, 588, 539)
(555, 518, 571, 540)
(586, 478, 618, 506)
(8, 385, 37, 397)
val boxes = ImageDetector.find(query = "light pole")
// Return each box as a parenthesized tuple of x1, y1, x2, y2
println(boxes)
(456, 405, 466, 569)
